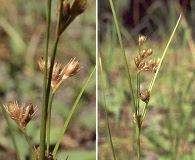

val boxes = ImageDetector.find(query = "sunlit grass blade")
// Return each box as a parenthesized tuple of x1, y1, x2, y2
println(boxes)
(99, 53, 117, 160)
(141, 14, 182, 121)
(52, 66, 96, 158)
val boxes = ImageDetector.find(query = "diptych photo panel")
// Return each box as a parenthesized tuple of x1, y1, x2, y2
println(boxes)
(0, 0, 195, 160)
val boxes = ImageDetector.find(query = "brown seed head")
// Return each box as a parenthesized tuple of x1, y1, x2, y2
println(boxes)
(51, 62, 65, 90)
(57, 0, 71, 36)
(71, 0, 88, 18)
(61, 0, 71, 21)
(51, 58, 81, 92)
(134, 55, 143, 68)
(140, 91, 150, 103)
(138, 61, 145, 69)
(63, 57, 81, 78)
(148, 59, 155, 68)
(140, 49, 147, 58)
(145, 49, 153, 58)
(138, 65, 150, 72)
(37, 57, 51, 75)
(38, 57, 81, 92)
(152, 58, 161, 74)
(4, 101, 37, 132)
(138, 35, 147, 46)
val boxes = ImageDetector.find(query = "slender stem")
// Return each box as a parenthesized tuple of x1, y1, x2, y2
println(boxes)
(39, 0, 52, 159)
(99, 54, 117, 160)
(136, 126, 141, 160)
(46, 93, 54, 152)
(136, 73, 140, 114)
(136, 72, 141, 160)
(137, 44, 141, 114)
(0, 101, 21, 160)
(46, 0, 62, 105)
(52, 66, 96, 158)
(108, 0, 136, 109)
(23, 131, 36, 160)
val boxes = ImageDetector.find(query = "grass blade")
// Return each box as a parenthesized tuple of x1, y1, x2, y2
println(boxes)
(141, 14, 182, 120)
(52, 66, 96, 158)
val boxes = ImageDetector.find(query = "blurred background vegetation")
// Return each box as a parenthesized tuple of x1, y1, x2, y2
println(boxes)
(0, 0, 96, 159)
(98, 0, 195, 160)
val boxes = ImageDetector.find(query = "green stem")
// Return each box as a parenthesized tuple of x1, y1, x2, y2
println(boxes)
(0, 101, 21, 160)
(46, 93, 54, 152)
(52, 66, 96, 158)
(136, 72, 141, 114)
(99, 54, 117, 160)
(136, 124, 141, 160)
(108, 0, 136, 109)
(137, 44, 141, 114)
(46, 0, 62, 105)
(23, 131, 35, 160)
(39, 0, 52, 159)
(136, 71, 141, 160)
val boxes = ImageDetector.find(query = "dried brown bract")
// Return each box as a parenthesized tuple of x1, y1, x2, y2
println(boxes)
(4, 101, 37, 132)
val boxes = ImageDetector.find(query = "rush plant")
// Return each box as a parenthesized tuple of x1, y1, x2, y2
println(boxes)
(100, 0, 182, 159)
(0, 0, 95, 159)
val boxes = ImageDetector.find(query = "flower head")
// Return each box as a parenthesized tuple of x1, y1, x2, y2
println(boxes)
(140, 91, 150, 103)
(38, 57, 81, 93)
(4, 101, 37, 132)
(37, 57, 51, 75)
(63, 57, 81, 78)
(138, 35, 147, 46)
(51, 58, 81, 92)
